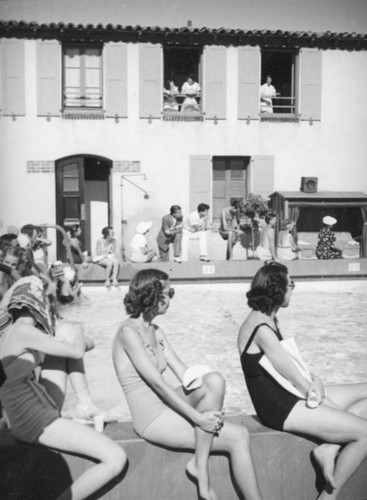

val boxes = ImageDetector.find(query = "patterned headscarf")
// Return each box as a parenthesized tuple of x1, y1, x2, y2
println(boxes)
(0, 276, 52, 337)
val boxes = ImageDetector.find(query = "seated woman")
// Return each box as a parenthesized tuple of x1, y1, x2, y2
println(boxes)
(276, 219, 300, 261)
(95, 227, 120, 288)
(316, 216, 343, 260)
(163, 80, 179, 112)
(56, 265, 82, 304)
(64, 225, 90, 268)
(113, 268, 262, 500)
(238, 262, 367, 500)
(127, 222, 157, 263)
(0, 276, 126, 500)
(181, 74, 201, 112)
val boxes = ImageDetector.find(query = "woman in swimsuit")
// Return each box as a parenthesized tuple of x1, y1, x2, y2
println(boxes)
(113, 268, 262, 500)
(0, 276, 126, 500)
(238, 262, 367, 500)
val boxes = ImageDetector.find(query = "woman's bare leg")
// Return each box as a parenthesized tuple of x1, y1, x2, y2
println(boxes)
(185, 372, 225, 500)
(38, 418, 126, 500)
(284, 400, 367, 499)
(142, 380, 262, 500)
(111, 258, 119, 284)
(311, 383, 367, 489)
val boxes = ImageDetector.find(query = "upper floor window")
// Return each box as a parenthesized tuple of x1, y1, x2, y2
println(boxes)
(260, 49, 297, 116)
(63, 44, 103, 110)
(163, 46, 202, 117)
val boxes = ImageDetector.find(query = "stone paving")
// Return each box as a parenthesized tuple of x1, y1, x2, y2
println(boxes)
(61, 280, 367, 421)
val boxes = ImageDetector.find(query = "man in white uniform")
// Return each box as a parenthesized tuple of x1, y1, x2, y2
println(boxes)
(181, 203, 210, 262)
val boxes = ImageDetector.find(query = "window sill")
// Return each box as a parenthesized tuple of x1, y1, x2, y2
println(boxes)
(163, 111, 204, 122)
(260, 114, 300, 123)
(62, 109, 104, 120)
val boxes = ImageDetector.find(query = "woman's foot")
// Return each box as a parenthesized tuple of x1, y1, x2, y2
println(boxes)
(312, 444, 339, 489)
(186, 458, 217, 500)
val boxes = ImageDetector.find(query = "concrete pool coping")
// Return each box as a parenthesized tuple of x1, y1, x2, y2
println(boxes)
(1, 415, 366, 499)
(77, 258, 367, 284)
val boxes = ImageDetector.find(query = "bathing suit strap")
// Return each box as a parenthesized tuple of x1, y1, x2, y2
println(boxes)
(243, 322, 281, 353)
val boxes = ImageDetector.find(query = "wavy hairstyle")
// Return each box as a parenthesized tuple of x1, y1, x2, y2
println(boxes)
(124, 268, 169, 321)
(247, 262, 289, 315)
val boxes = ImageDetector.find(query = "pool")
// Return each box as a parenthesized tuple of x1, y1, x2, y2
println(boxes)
(61, 280, 367, 421)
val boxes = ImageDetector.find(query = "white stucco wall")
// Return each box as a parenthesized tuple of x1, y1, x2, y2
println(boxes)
(1, 41, 367, 261)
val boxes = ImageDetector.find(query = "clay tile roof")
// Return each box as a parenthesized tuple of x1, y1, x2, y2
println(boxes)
(0, 20, 366, 49)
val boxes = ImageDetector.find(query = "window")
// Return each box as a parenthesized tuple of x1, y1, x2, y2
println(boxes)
(260, 49, 297, 116)
(163, 46, 202, 116)
(63, 45, 103, 110)
(212, 157, 250, 222)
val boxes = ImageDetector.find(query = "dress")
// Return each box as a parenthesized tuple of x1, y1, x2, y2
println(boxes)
(260, 83, 276, 113)
(116, 320, 169, 437)
(240, 322, 301, 430)
(0, 343, 60, 443)
(181, 81, 201, 111)
(316, 227, 343, 260)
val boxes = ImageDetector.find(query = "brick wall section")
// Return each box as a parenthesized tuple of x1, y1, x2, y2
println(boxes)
(27, 161, 55, 173)
(112, 160, 140, 173)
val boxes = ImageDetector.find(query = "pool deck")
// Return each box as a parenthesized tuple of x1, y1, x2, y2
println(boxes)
(77, 257, 367, 284)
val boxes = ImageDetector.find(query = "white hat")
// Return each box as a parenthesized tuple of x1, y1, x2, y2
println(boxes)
(182, 365, 213, 390)
(322, 216, 337, 226)
(136, 221, 152, 234)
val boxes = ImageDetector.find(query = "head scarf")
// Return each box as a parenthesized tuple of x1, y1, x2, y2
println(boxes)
(0, 276, 53, 337)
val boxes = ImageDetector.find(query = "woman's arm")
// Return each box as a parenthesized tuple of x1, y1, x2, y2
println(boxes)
(256, 327, 311, 396)
(16, 322, 86, 359)
(115, 325, 219, 431)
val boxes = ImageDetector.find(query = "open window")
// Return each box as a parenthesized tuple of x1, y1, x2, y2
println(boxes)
(163, 46, 202, 119)
(63, 44, 103, 114)
(260, 49, 297, 117)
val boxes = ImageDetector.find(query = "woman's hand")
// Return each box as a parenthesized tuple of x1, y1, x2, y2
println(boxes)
(194, 410, 224, 434)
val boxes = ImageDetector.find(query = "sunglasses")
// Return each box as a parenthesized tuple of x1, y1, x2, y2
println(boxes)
(162, 287, 175, 299)
(287, 280, 296, 290)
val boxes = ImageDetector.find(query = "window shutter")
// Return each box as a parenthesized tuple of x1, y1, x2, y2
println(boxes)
(189, 156, 212, 213)
(105, 42, 128, 118)
(36, 40, 60, 116)
(250, 156, 274, 200)
(300, 48, 322, 121)
(238, 46, 260, 121)
(1, 39, 25, 116)
(204, 46, 226, 120)
(139, 44, 162, 119)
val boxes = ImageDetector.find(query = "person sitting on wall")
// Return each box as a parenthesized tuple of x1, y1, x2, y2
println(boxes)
(156, 205, 183, 263)
(276, 219, 300, 261)
(255, 212, 279, 262)
(163, 80, 179, 112)
(56, 264, 83, 304)
(95, 227, 120, 288)
(316, 216, 343, 260)
(260, 75, 280, 114)
(128, 221, 158, 264)
(181, 203, 211, 262)
(64, 225, 91, 268)
(218, 199, 243, 260)
(113, 268, 263, 500)
(181, 74, 201, 112)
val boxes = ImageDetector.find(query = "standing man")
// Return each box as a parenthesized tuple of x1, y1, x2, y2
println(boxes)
(156, 205, 183, 263)
(219, 199, 243, 260)
(255, 212, 279, 262)
(181, 203, 211, 262)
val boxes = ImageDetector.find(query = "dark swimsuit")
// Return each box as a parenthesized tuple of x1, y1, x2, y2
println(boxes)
(240, 321, 301, 431)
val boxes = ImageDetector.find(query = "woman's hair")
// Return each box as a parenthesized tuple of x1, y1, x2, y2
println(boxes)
(265, 212, 276, 224)
(281, 218, 293, 231)
(102, 226, 113, 238)
(170, 205, 181, 215)
(124, 268, 169, 321)
(247, 262, 289, 315)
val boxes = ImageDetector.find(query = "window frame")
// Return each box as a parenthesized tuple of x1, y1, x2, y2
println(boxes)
(260, 48, 299, 121)
(62, 42, 104, 114)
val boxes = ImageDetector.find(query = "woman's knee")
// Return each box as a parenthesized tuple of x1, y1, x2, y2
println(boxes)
(223, 423, 250, 452)
(202, 371, 226, 395)
(103, 443, 127, 475)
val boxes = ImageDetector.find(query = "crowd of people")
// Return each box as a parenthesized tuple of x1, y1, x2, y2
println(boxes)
(0, 256, 366, 499)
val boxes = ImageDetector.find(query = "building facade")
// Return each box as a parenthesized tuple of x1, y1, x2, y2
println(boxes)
(1, 19, 367, 261)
